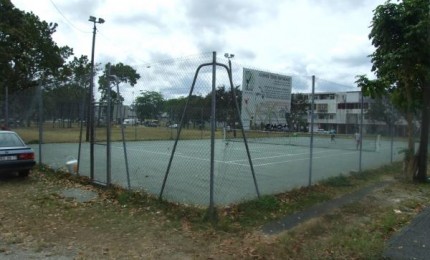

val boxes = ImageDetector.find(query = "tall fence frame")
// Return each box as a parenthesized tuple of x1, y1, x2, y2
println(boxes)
(2, 52, 412, 209)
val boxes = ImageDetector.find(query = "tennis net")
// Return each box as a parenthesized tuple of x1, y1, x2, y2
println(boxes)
(223, 129, 380, 152)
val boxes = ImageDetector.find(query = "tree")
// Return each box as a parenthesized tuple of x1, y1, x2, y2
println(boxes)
(135, 91, 164, 121)
(164, 96, 187, 124)
(1, 0, 73, 129)
(204, 85, 242, 128)
(43, 55, 90, 127)
(98, 62, 141, 104)
(0, 0, 71, 92)
(356, 0, 429, 181)
(163, 95, 201, 127)
(365, 96, 402, 135)
(288, 93, 309, 132)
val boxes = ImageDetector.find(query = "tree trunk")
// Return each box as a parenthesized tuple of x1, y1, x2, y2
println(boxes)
(404, 111, 417, 180)
(403, 81, 418, 180)
(415, 82, 430, 182)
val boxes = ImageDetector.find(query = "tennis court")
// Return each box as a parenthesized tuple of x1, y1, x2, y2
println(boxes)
(32, 134, 407, 206)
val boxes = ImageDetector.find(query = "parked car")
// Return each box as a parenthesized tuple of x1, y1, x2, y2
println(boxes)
(124, 118, 140, 125)
(0, 130, 35, 177)
(144, 120, 158, 127)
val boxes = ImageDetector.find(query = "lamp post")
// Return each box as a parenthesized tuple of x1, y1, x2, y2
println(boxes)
(88, 16, 104, 181)
(224, 53, 235, 75)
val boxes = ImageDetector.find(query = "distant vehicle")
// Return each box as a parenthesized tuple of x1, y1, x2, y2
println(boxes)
(0, 130, 35, 177)
(123, 118, 140, 125)
(144, 120, 159, 127)
(0, 118, 22, 128)
(168, 123, 178, 128)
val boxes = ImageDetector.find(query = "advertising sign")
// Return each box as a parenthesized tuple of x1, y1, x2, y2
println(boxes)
(241, 68, 292, 130)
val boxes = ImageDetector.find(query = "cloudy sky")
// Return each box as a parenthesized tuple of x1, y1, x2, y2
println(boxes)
(12, 0, 386, 101)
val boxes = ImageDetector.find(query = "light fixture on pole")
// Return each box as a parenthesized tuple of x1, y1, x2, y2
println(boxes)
(224, 53, 235, 72)
(88, 15, 104, 181)
(224, 53, 234, 73)
(224, 53, 234, 59)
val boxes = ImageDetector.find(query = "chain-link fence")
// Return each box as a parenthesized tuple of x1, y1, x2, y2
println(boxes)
(2, 52, 411, 209)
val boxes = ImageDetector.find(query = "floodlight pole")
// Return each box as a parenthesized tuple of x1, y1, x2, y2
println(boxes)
(88, 16, 104, 181)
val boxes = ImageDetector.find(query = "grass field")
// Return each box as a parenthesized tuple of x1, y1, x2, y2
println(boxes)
(14, 124, 223, 143)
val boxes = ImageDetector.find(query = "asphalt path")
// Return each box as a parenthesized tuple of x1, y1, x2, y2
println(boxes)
(383, 206, 430, 260)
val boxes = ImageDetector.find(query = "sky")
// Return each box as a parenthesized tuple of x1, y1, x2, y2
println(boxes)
(11, 0, 386, 102)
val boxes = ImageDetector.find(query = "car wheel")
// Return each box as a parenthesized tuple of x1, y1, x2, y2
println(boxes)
(18, 170, 30, 177)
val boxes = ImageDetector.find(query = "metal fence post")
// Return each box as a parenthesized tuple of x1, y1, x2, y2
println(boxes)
(208, 51, 217, 218)
(106, 68, 112, 186)
(308, 75, 315, 186)
(359, 91, 364, 172)
(114, 78, 131, 190)
(38, 78, 44, 165)
(4, 81, 8, 129)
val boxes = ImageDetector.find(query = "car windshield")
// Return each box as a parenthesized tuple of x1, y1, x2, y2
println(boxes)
(0, 132, 26, 147)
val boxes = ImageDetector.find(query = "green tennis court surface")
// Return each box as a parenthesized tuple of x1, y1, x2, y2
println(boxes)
(32, 137, 406, 206)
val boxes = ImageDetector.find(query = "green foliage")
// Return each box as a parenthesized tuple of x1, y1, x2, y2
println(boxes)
(161, 85, 241, 128)
(98, 62, 141, 104)
(164, 95, 209, 126)
(239, 195, 280, 212)
(357, 0, 429, 111)
(228, 196, 280, 226)
(135, 90, 165, 120)
(321, 175, 352, 187)
(365, 96, 400, 127)
(358, 0, 430, 180)
(288, 93, 309, 132)
(211, 85, 242, 126)
(0, 0, 71, 94)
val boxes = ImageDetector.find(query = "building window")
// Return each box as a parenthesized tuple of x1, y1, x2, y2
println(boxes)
(337, 102, 369, 109)
(317, 104, 328, 113)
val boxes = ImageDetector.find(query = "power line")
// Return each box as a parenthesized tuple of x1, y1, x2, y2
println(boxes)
(48, 0, 90, 34)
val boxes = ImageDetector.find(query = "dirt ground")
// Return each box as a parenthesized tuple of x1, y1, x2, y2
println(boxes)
(0, 169, 429, 259)
(0, 171, 270, 259)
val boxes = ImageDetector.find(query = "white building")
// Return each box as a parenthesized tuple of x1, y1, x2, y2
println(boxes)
(95, 104, 136, 125)
(299, 91, 406, 135)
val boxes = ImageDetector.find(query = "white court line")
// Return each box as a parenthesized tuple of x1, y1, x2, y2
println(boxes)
(112, 144, 359, 168)
(111, 144, 214, 164)
(252, 151, 358, 167)
(224, 150, 327, 163)
(220, 150, 358, 167)
(223, 143, 309, 155)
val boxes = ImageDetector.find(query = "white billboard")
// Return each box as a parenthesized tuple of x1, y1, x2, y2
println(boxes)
(241, 68, 292, 130)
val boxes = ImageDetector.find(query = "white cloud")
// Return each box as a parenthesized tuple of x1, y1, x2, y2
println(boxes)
(11, 0, 385, 100)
